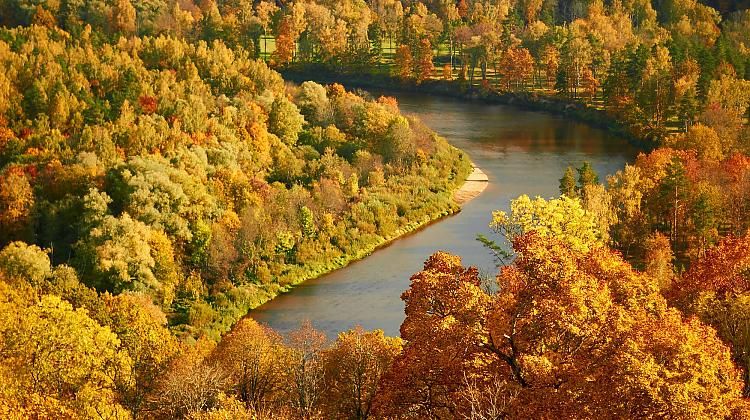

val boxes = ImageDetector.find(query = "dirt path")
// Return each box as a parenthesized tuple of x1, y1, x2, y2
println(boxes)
(453, 166, 489, 205)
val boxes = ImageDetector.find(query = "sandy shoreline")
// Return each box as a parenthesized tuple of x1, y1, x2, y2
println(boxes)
(453, 166, 489, 204)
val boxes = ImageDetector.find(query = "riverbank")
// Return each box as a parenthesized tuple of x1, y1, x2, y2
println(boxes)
(256, 158, 485, 296)
(453, 166, 489, 204)
(281, 67, 653, 151)
(236, 148, 479, 328)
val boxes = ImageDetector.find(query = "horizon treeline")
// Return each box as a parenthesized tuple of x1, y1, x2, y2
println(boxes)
(3, 0, 749, 142)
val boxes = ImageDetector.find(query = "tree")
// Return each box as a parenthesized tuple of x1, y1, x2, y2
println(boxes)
(253, 1, 278, 53)
(31, 5, 56, 28)
(374, 236, 745, 418)
(372, 252, 491, 418)
(273, 16, 298, 66)
(689, 187, 719, 256)
(199, 0, 224, 43)
(436, 0, 460, 71)
(0, 241, 51, 288)
(153, 338, 226, 418)
(381, 116, 416, 164)
(521, 0, 544, 23)
(110, 0, 137, 35)
(702, 74, 750, 152)
(394, 44, 413, 80)
(284, 320, 326, 418)
(1, 294, 131, 418)
(299, 205, 316, 239)
(657, 157, 690, 248)
(480, 194, 602, 264)
(638, 46, 674, 137)
(299, 2, 346, 62)
(94, 293, 180, 418)
(558, 30, 593, 99)
(581, 183, 617, 244)
(319, 327, 402, 419)
(414, 38, 433, 84)
(644, 232, 675, 290)
(671, 233, 750, 395)
(674, 58, 701, 130)
(498, 47, 534, 91)
(269, 95, 305, 146)
(541, 45, 560, 89)
(211, 318, 290, 411)
(75, 209, 175, 302)
(669, 123, 724, 160)
(0, 166, 34, 244)
(576, 161, 600, 192)
(106, 155, 217, 244)
(559, 166, 577, 197)
(296, 81, 332, 126)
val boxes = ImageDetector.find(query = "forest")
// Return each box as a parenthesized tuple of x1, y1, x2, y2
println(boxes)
(1, 0, 750, 418)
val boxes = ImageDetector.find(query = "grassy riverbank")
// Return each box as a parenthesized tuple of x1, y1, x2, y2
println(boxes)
(236, 146, 473, 330)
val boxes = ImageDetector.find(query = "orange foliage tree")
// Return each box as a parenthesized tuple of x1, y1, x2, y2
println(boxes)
(498, 47, 534, 91)
(284, 320, 327, 418)
(0, 166, 34, 245)
(211, 318, 290, 411)
(414, 38, 433, 84)
(394, 44, 413, 80)
(374, 235, 745, 418)
(670, 233, 750, 395)
(273, 17, 298, 66)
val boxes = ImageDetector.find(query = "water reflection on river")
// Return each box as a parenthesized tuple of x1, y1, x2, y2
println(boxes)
(251, 91, 638, 338)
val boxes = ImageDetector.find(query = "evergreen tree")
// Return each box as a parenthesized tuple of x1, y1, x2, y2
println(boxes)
(559, 166, 577, 197)
(657, 157, 690, 251)
(577, 161, 599, 190)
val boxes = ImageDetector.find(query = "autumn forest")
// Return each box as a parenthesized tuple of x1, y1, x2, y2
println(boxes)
(1, 0, 750, 418)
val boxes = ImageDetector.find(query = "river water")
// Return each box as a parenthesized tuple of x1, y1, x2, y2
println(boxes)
(251, 91, 638, 338)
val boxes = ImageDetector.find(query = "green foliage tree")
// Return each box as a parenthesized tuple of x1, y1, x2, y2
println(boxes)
(559, 166, 577, 197)
(269, 95, 305, 146)
(576, 161, 600, 191)
(0, 241, 51, 288)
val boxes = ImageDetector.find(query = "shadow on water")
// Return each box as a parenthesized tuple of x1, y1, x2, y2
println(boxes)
(251, 91, 639, 338)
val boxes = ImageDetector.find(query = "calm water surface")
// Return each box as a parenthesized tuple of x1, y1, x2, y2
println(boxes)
(251, 92, 638, 338)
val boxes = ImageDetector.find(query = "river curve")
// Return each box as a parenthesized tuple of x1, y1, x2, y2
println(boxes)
(250, 91, 638, 338)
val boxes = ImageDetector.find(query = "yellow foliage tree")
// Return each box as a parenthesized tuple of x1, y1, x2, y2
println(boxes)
(480, 194, 602, 264)
(0, 292, 131, 418)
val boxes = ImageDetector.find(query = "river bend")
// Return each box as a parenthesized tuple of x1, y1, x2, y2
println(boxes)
(251, 91, 637, 338)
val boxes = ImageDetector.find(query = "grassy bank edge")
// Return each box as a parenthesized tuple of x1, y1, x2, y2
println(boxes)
(237, 145, 474, 319)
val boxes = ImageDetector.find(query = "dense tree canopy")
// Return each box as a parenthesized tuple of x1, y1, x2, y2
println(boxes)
(0, 23, 470, 340)
(374, 238, 745, 418)
(3, 0, 750, 418)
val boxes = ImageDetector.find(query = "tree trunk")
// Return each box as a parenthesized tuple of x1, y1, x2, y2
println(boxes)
(449, 35, 454, 71)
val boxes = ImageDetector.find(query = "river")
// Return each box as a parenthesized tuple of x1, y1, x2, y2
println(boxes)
(251, 91, 638, 338)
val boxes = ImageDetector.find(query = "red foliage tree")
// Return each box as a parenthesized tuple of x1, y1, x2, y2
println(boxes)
(138, 96, 158, 115)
